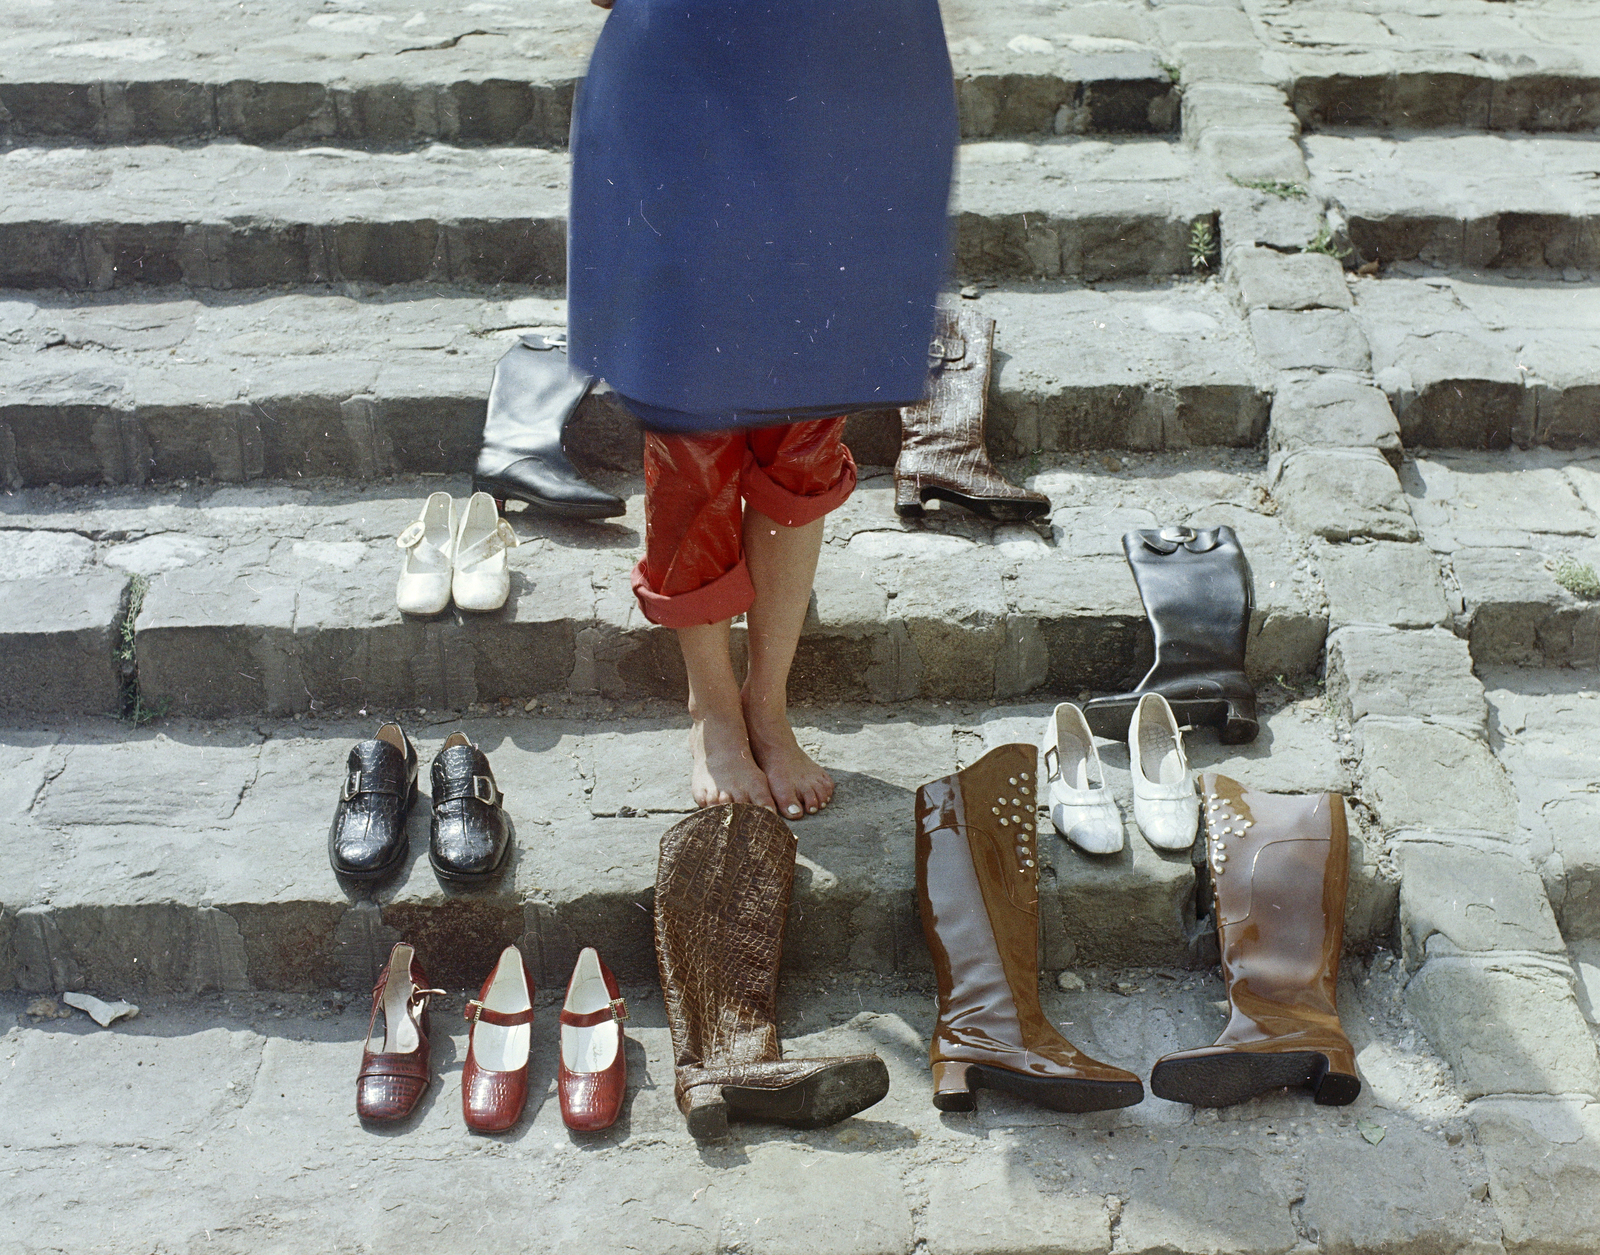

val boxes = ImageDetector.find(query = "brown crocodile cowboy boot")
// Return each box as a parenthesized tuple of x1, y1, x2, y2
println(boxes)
(894, 305, 1050, 522)
(917, 743, 1145, 1112)
(1150, 773, 1361, 1108)
(655, 804, 890, 1140)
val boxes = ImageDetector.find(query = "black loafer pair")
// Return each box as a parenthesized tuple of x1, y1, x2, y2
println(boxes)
(329, 727, 510, 885)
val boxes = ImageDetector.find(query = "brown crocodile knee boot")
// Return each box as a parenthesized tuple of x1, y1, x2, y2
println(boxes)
(655, 803, 890, 1140)
(917, 743, 1145, 1112)
(1150, 773, 1361, 1107)
(895, 305, 1050, 522)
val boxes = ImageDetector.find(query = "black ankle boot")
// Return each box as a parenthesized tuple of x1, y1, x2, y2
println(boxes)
(1083, 525, 1259, 745)
(473, 335, 626, 520)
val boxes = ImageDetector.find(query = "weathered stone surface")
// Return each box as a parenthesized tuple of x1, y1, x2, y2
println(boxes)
(1267, 372, 1402, 464)
(1325, 625, 1486, 732)
(1406, 454, 1598, 550)
(921, 1158, 1112, 1255)
(1408, 955, 1600, 1100)
(1394, 839, 1568, 968)
(1228, 247, 1351, 312)
(1317, 540, 1452, 630)
(1198, 126, 1311, 184)
(1471, 1097, 1600, 1255)
(1271, 449, 1420, 543)
(1452, 548, 1600, 669)
(1483, 670, 1600, 941)
(1116, 1142, 1298, 1255)
(1248, 309, 1371, 372)
(1356, 717, 1518, 835)
(0, 570, 126, 716)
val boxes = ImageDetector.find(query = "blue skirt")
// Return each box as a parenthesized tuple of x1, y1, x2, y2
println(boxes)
(566, 0, 958, 432)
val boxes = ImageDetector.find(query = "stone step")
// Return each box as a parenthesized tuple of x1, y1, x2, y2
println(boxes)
(1305, 134, 1600, 275)
(0, 139, 1213, 291)
(1351, 270, 1600, 449)
(0, 282, 1273, 490)
(1403, 448, 1600, 670)
(0, 697, 1362, 998)
(0, 463, 1324, 718)
(0, 0, 1178, 147)
(0, 968, 1515, 1255)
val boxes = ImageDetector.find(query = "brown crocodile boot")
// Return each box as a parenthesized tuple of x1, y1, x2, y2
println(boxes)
(655, 804, 890, 1140)
(895, 305, 1050, 522)
(917, 743, 1145, 1112)
(1150, 773, 1361, 1108)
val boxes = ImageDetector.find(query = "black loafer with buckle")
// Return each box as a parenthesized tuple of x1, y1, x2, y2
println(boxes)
(329, 724, 419, 881)
(429, 733, 510, 885)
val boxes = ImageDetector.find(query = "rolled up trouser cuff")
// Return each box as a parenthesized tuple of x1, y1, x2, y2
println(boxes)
(740, 448, 857, 527)
(631, 556, 756, 628)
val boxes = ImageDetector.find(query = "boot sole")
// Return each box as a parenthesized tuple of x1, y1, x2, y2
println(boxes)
(895, 485, 1049, 523)
(1150, 1050, 1361, 1108)
(472, 477, 626, 521)
(686, 1059, 891, 1140)
(934, 1063, 1145, 1114)
(1084, 694, 1258, 745)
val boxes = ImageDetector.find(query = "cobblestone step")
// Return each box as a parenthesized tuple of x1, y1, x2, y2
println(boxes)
(0, 0, 1179, 147)
(1403, 448, 1600, 670)
(1305, 134, 1600, 274)
(0, 460, 1324, 718)
(0, 139, 1213, 291)
(0, 696, 1363, 998)
(0, 968, 1520, 1255)
(1351, 270, 1600, 449)
(0, 282, 1273, 490)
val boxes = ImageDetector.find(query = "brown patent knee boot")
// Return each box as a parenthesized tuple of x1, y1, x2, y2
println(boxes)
(917, 744, 1145, 1113)
(654, 804, 890, 1140)
(1150, 773, 1361, 1107)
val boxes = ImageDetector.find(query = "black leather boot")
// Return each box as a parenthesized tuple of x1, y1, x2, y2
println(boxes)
(1083, 525, 1258, 745)
(472, 335, 626, 520)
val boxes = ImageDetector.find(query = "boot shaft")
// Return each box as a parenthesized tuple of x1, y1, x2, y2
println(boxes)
(1200, 773, 1349, 1041)
(1124, 526, 1253, 674)
(655, 804, 795, 1070)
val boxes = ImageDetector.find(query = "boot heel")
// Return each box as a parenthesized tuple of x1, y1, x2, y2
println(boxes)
(1219, 695, 1258, 745)
(931, 1060, 977, 1112)
(471, 479, 509, 516)
(683, 1086, 730, 1140)
(894, 478, 926, 518)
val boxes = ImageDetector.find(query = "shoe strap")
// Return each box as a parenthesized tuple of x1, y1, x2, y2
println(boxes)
(560, 998, 628, 1028)
(342, 762, 409, 801)
(456, 518, 518, 569)
(434, 774, 501, 808)
(466, 1000, 534, 1027)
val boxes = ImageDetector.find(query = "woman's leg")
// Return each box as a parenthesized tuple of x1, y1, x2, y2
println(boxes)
(739, 417, 857, 818)
(632, 429, 774, 810)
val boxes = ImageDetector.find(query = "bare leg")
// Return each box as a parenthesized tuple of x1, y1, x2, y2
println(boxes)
(741, 510, 835, 819)
(677, 619, 777, 811)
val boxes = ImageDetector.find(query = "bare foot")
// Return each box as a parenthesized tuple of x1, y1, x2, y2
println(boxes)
(742, 692, 835, 820)
(689, 703, 776, 811)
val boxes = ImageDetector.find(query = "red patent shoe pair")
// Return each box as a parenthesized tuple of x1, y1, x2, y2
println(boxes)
(355, 941, 628, 1134)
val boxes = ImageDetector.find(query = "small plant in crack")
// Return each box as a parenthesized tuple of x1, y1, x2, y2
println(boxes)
(116, 574, 171, 725)
(1189, 219, 1218, 272)
(1229, 175, 1308, 200)
(1305, 222, 1353, 261)
(1549, 555, 1600, 599)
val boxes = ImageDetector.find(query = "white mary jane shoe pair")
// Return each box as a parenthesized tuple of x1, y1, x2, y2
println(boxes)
(1043, 692, 1198, 854)
(395, 491, 519, 615)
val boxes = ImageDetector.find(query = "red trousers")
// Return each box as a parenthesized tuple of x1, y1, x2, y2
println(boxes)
(630, 417, 857, 628)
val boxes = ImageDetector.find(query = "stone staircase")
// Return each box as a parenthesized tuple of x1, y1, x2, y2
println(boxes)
(3, 1, 1600, 1252)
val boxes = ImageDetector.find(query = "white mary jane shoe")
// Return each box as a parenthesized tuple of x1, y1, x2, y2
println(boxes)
(395, 492, 456, 616)
(1129, 692, 1199, 852)
(1043, 702, 1123, 855)
(452, 491, 519, 612)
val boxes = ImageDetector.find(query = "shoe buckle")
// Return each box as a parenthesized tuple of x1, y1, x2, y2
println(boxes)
(610, 998, 629, 1023)
(408, 986, 446, 1016)
(341, 769, 363, 801)
(396, 520, 426, 550)
(465, 998, 485, 1023)
(472, 775, 499, 806)
(928, 334, 967, 366)
(1158, 525, 1196, 544)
